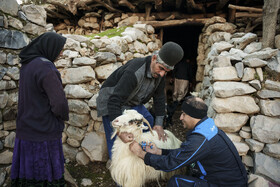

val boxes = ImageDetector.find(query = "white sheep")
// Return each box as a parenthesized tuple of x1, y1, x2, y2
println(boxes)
(109, 109, 182, 187)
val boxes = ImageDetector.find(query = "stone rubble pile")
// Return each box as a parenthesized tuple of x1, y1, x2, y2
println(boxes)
(196, 16, 280, 186)
(54, 11, 148, 35)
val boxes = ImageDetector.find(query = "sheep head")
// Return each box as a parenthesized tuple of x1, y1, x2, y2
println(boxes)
(111, 109, 154, 139)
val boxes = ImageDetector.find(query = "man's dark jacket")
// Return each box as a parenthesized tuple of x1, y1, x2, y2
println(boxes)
(144, 117, 248, 186)
(96, 56, 165, 124)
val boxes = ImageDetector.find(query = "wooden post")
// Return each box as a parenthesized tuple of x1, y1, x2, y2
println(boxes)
(160, 28, 164, 44)
(228, 7, 236, 23)
(262, 0, 280, 48)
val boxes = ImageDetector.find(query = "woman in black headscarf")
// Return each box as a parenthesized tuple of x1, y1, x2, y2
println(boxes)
(11, 32, 69, 186)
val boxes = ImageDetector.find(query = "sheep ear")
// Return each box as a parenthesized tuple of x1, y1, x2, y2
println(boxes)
(112, 119, 121, 128)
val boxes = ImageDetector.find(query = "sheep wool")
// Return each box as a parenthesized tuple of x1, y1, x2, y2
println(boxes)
(109, 110, 182, 187)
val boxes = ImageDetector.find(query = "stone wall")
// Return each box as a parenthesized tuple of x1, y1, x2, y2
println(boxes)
(0, 1, 161, 185)
(1, 0, 280, 186)
(196, 16, 280, 186)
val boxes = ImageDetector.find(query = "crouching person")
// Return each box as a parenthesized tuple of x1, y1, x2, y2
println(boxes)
(129, 96, 248, 187)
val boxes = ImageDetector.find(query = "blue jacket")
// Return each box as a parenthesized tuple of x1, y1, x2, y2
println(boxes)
(144, 117, 248, 186)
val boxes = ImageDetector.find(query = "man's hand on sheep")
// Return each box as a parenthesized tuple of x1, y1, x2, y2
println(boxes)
(129, 141, 147, 159)
(118, 132, 134, 143)
(153, 125, 168, 142)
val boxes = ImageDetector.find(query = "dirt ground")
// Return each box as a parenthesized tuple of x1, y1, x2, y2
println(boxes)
(66, 109, 186, 187)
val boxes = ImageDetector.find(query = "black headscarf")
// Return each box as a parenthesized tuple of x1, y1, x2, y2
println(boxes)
(19, 32, 66, 64)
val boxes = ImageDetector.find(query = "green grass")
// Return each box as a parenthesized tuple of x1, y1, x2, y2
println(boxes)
(85, 26, 130, 39)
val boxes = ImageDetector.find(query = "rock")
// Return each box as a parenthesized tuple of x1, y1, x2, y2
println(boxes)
(68, 99, 90, 114)
(211, 41, 234, 53)
(7, 16, 23, 30)
(212, 56, 231, 67)
(7, 53, 19, 65)
(243, 58, 267, 68)
(264, 80, 280, 92)
(250, 115, 280, 143)
(225, 133, 243, 142)
(233, 33, 258, 50)
(245, 139, 264, 152)
(244, 48, 278, 60)
(118, 16, 139, 27)
(3, 120, 16, 130)
(242, 155, 253, 167)
(66, 113, 90, 127)
(259, 99, 280, 116)
(241, 68, 256, 82)
(249, 80, 261, 90)
(22, 4, 47, 26)
(88, 94, 98, 109)
(81, 178, 93, 186)
(81, 132, 108, 162)
(248, 174, 275, 187)
(207, 32, 231, 45)
(263, 142, 280, 159)
(214, 113, 248, 132)
(213, 66, 240, 81)
(212, 96, 259, 114)
(0, 150, 13, 164)
(0, 0, 18, 16)
(55, 58, 71, 68)
(0, 29, 30, 49)
(94, 52, 117, 66)
(235, 62, 244, 78)
(66, 125, 85, 141)
(255, 68, 263, 82)
(0, 92, 8, 109)
(63, 144, 78, 161)
(60, 66, 95, 84)
(76, 151, 90, 165)
(64, 85, 93, 99)
(67, 138, 80, 148)
(205, 23, 236, 34)
(267, 56, 280, 73)
(254, 152, 280, 183)
(232, 142, 249, 156)
(65, 38, 81, 52)
(244, 42, 262, 54)
(23, 22, 47, 35)
(0, 168, 6, 186)
(257, 90, 280, 99)
(213, 81, 256, 98)
(4, 131, 15, 148)
(275, 35, 280, 49)
(239, 130, 251, 139)
(95, 63, 122, 80)
(73, 57, 96, 67)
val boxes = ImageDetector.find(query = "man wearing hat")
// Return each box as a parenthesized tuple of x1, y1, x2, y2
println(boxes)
(96, 42, 184, 159)
(129, 96, 248, 187)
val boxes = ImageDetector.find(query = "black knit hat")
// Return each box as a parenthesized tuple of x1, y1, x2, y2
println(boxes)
(158, 42, 184, 69)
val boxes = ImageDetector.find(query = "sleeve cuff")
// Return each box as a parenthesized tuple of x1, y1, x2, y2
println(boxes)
(161, 149, 170, 155)
(155, 116, 164, 126)
(144, 152, 152, 166)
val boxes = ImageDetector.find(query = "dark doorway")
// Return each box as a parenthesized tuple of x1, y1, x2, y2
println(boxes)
(162, 25, 203, 98)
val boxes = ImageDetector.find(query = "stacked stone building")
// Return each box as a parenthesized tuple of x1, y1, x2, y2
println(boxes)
(0, 0, 280, 186)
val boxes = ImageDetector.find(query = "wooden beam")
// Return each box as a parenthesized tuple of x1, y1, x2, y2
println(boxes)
(228, 4, 263, 13)
(235, 12, 262, 18)
(127, 12, 226, 20)
(140, 18, 207, 28)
